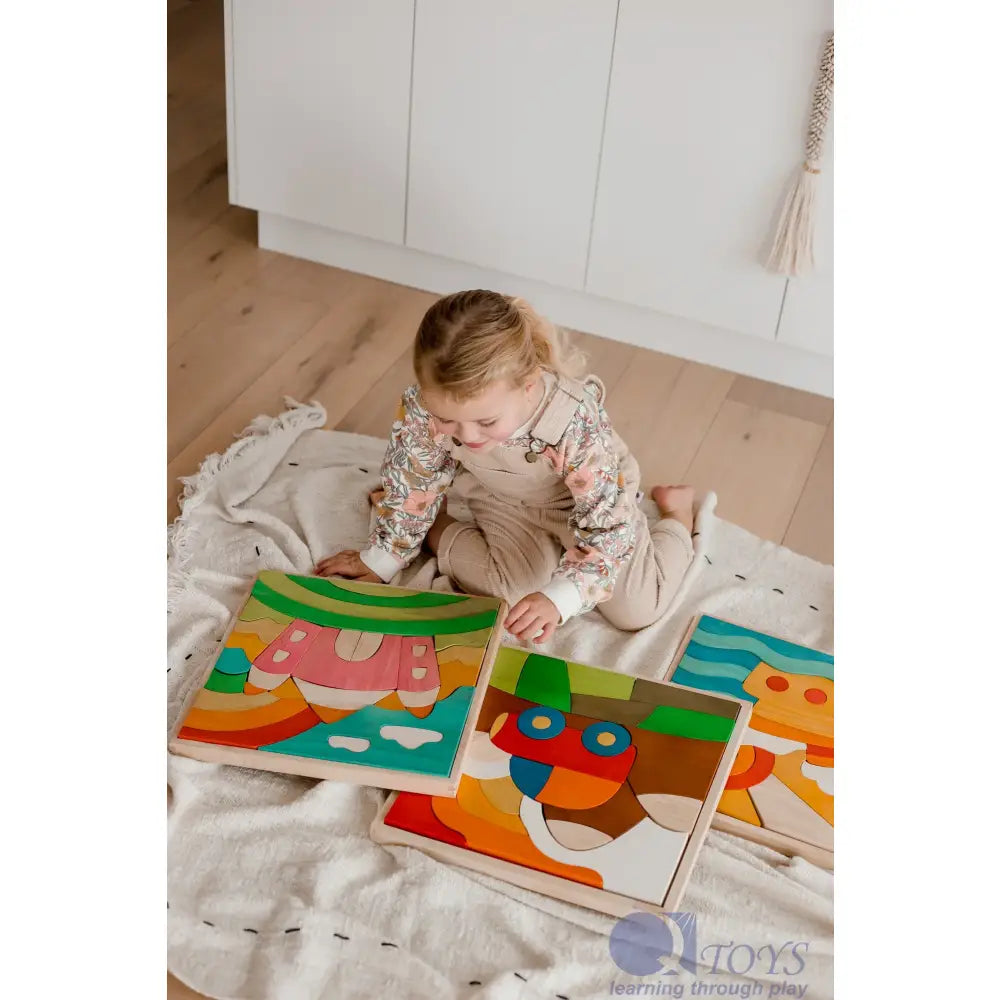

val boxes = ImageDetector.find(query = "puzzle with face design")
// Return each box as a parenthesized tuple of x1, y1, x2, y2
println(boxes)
(168, 571, 506, 795)
(371, 647, 751, 916)
(666, 615, 834, 868)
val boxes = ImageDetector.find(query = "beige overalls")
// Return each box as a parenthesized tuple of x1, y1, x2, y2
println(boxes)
(434, 374, 694, 632)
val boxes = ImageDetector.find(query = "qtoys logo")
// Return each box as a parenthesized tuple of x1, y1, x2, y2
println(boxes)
(609, 912, 699, 977)
(609, 912, 811, 998)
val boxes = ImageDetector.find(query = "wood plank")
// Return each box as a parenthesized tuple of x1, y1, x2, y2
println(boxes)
(212, 204, 258, 244)
(167, 0, 220, 52)
(606, 359, 734, 489)
(683, 401, 826, 543)
(604, 347, 684, 473)
(167, 286, 329, 461)
(335, 348, 416, 439)
(167, 0, 225, 106)
(167, 222, 271, 344)
(571, 330, 636, 397)
(168, 89, 227, 173)
(251, 253, 405, 307)
(605, 346, 686, 408)
(782, 422, 834, 564)
(166, 274, 434, 516)
(167, 138, 230, 252)
(728, 375, 834, 426)
(302, 290, 436, 423)
(168, 135, 228, 209)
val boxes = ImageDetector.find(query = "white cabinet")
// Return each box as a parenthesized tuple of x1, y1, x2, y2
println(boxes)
(234, 1, 835, 394)
(587, 0, 833, 340)
(775, 211, 833, 357)
(405, 0, 618, 289)
(229, 0, 414, 244)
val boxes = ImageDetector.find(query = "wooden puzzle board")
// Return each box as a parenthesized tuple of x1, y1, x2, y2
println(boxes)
(371, 647, 751, 917)
(664, 615, 834, 869)
(168, 571, 506, 795)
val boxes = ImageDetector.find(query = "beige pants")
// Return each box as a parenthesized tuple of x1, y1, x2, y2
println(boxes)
(436, 481, 694, 632)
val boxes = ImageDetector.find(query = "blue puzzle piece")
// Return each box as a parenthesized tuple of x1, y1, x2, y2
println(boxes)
(509, 756, 553, 800)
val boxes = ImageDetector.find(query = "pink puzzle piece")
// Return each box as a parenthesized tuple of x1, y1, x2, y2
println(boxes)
(397, 637, 441, 693)
(253, 625, 443, 712)
(294, 630, 403, 691)
(253, 619, 324, 675)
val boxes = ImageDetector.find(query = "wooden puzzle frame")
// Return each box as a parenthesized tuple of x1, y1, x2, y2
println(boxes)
(370, 654, 751, 918)
(664, 615, 833, 870)
(168, 572, 507, 796)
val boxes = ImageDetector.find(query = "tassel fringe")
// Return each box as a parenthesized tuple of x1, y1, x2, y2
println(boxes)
(766, 164, 819, 277)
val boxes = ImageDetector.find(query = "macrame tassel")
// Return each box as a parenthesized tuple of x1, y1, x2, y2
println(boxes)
(766, 34, 833, 277)
(767, 162, 820, 276)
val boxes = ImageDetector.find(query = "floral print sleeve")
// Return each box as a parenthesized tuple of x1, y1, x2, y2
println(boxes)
(541, 388, 637, 615)
(359, 385, 456, 581)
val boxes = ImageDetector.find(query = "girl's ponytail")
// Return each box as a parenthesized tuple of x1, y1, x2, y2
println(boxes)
(507, 296, 587, 379)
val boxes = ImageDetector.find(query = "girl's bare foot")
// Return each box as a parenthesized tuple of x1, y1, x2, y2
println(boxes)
(651, 485, 695, 534)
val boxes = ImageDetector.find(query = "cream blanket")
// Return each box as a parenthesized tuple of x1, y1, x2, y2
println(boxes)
(167, 401, 833, 1000)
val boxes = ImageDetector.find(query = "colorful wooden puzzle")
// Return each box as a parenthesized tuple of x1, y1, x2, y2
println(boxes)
(665, 615, 834, 868)
(169, 571, 506, 794)
(371, 647, 750, 916)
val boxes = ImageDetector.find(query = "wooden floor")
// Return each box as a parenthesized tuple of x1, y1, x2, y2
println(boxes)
(167, 2, 831, 995)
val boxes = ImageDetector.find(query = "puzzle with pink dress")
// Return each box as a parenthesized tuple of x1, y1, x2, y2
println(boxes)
(169, 571, 506, 795)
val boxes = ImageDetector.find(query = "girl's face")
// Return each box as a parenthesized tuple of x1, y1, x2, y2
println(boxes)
(421, 377, 542, 452)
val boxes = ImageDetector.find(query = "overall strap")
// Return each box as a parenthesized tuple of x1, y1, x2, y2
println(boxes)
(529, 375, 589, 446)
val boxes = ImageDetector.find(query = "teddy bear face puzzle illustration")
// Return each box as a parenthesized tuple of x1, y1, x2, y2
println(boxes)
(371, 646, 751, 916)
(168, 571, 506, 795)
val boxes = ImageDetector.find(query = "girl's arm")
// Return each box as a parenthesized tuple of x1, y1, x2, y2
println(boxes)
(541, 401, 637, 622)
(358, 386, 457, 581)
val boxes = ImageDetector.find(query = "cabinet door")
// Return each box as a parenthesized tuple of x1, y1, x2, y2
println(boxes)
(406, 0, 618, 289)
(230, 0, 414, 244)
(587, 0, 833, 340)
(777, 130, 833, 356)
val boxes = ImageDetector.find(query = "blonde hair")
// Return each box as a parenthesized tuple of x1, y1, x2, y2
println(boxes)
(413, 290, 587, 400)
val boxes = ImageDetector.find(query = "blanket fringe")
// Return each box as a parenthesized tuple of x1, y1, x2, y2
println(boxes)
(167, 398, 327, 612)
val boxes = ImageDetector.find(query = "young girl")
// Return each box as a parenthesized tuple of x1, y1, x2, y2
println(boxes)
(315, 290, 697, 643)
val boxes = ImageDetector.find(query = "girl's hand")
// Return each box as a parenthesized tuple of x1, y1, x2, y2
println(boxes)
(313, 550, 381, 583)
(505, 592, 560, 644)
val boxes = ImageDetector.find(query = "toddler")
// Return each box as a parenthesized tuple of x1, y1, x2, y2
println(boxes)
(316, 290, 697, 643)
